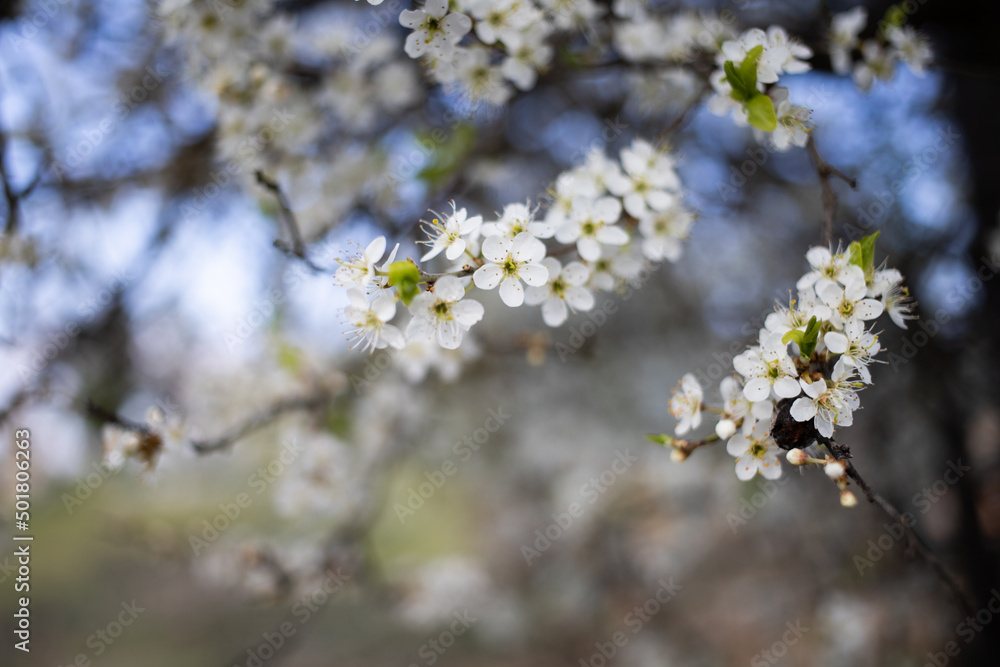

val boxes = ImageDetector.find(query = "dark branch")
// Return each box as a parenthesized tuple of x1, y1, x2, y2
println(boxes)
(844, 460, 976, 617)
(806, 136, 857, 246)
(255, 169, 330, 273)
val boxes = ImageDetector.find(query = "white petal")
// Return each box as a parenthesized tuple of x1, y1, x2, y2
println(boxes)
(825, 331, 849, 354)
(759, 457, 783, 480)
(499, 276, 524, 307)
(481, 235, 511, 263)
(735, 454, 758, 481)
(371, 293, 397, 321)
(596, 225, 629, 246)
(519, 262, 549, 286)
(436, 320, 462, 349)
(541, 298, 568, 327)
(405, 316, 435, 342)
(434, 275, 465, 302)
(524, 285, 548, 306)
(444, 238, 467, 261)
(440, 12, 471, 35)
(473, 264, 504, 290)
(623, 193, 645, 219)
(512, 232, 546, 262)
(743, 377, 771, 402)
(790, 397, 817, 422)
(424, 0, 448, 19)
(564, 286, 594, 311)
(726, 433, 749, 457)
(399, 9, 426, 29)
(773, 376, 802, 398)
(561, 262, 590, 286)
(382, 325, 405, 349)
(855, 298, 884, 320)
(594, 196, 622, 223)
(451, 299, 484, 327)
(577, 237, 602, 262)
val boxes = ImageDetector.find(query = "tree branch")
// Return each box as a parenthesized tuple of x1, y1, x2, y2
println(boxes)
(844, 460, 976, 617)
(806, 136, 857, 246)
(255, 170, 330, 273)
(191, 391, 334, 454)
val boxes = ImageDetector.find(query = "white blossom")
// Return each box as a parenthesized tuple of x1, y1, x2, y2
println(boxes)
(726, 420, 782, 481)
(473, 232, 549, 307)
(555, 196, 627, 262)
(790, 363, 861, 438)
(400, 0, 473, 59)
(829, 7, 867, 75)
(344, 288, 405, 352)
(405, 276, 485, 349)
(733, 331, 802, 401)
(524, 257, 594, 327)
(420, 203, 483, 262)
(669, 373, 703, 436)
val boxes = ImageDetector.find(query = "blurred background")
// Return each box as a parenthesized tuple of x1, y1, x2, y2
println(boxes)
(2, 0, 1000, 665)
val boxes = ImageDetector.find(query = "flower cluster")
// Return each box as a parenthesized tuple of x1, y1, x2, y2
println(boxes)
(657, 233, 915, 499)
(399, 0, 602, 107)
(334, 137, 694, 360)
(707, 25, 815, 150)
(827, 7, 933, 91)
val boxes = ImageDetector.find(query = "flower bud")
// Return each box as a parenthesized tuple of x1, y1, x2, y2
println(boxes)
(715, 419, 737, 440)
(786, 448, 810, 466)
(840, 489, 858, 507)
(670, 448, 689, 463)
(825, 460, 846, 480)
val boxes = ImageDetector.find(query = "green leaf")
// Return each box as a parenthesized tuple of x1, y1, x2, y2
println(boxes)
(646, 433, 674, 446)
(388, 260, 421, 306)
(798, 316, 821, 358)
(782, 329, 804, 346)
(848, 231, 880, 275)
(724, 61, 750, 102)
(723, 46, 762, 103)
(784, 316, 820, 358)
(740, 45, 763, 90)
(746, 94, 777, 132)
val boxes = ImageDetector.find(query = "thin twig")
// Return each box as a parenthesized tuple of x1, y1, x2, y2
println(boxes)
(658, 79, 713, 143)
(86, 392, 334, 455)
(1, 130, 21, 234)
(191, 391, 333, 454)
(255, 170, 330, 273)
(806, 136, 856, 246)
(845, 461, 976, 617)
